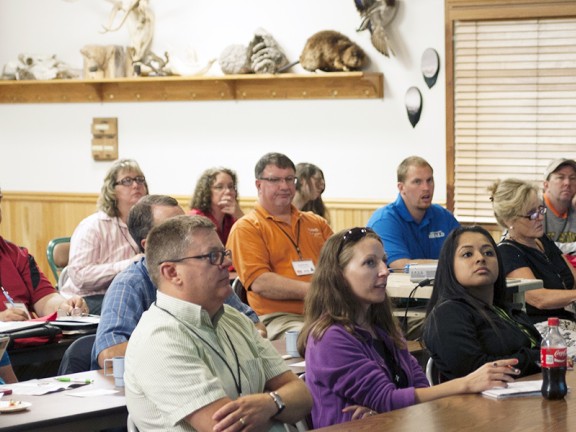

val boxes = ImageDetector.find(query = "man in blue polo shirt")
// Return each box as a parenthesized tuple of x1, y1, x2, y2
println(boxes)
(368, 155, 460, 270)
(367, 156, 459, 339)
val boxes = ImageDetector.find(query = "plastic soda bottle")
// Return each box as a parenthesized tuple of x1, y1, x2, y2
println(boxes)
(540, 317, 568, 400)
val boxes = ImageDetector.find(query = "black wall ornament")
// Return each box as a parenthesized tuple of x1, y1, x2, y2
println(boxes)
(421, 48, 440, 89)
(405, 86, 422, 128)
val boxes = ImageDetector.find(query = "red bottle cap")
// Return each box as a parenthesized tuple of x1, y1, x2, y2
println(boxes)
(548, 317, 560, 326)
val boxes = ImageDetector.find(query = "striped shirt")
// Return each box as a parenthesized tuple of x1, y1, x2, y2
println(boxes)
(60, 211, 139, 297)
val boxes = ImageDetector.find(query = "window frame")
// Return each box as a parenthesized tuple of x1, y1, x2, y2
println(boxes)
(445, 0, 576, 220)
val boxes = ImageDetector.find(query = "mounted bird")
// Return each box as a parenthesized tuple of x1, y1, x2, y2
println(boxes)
(354, 0, 399, 57)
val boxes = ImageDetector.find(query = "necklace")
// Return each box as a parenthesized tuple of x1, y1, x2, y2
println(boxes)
(155, 302, 243, 396)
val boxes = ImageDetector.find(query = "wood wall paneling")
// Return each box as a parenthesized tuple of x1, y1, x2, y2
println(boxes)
(0, 192, 390, 286)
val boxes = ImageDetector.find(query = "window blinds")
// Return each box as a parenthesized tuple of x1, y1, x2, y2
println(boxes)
(453, 18, 576, 223)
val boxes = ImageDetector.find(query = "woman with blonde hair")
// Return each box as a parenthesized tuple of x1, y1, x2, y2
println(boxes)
(61, 159, 148, 313)
(489, 178, 576, 323)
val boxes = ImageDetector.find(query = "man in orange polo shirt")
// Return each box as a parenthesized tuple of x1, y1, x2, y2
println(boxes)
(542, 158, 576, 257)
(227, 153, 333, 340)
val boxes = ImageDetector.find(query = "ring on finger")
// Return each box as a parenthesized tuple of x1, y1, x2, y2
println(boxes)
(239, 417, 246, 427)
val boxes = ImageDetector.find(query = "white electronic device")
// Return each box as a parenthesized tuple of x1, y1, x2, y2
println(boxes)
(408, 264, 437, 283)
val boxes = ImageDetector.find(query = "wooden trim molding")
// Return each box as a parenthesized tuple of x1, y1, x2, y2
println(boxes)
(0, 191, 387, 285)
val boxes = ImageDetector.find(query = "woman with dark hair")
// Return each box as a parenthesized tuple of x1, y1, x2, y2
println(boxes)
(61, 159, 148, 314)
(301, 227, 520, 428)
(423, 226, 541, 381)
(293, 162, 330, 224)
(188, 167, 243, 245)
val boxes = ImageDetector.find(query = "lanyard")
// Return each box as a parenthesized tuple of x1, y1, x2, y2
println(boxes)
(155, 302, 243, 396)
(492, 305, 538, 349)
(273, 218, 303, 259)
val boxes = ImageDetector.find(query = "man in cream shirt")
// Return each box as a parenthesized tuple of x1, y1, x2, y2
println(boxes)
(124, 215, 311, 431)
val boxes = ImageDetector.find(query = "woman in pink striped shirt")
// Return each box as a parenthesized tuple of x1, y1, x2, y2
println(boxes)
(60, 159, 148, 314)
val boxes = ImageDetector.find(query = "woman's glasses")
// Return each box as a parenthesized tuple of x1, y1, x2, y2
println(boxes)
(114, 176, 146, 187)
(337, 227, 375, 256)
(517, 205, 547, 221)
(158, 249, 232, 266)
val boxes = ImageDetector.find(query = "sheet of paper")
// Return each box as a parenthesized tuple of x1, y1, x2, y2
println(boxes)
(67, 389, 119, 397)
(55, 315, 100, 324)
(3, 380, 74, 396)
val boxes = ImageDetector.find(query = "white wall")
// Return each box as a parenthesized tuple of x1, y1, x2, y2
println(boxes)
(0, 0, 446, 203)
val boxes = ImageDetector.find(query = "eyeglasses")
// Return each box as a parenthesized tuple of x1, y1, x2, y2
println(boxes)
(158, 249, 232, 266)
(114, 176, 146, 187)
(337, 227, 375, 256)
(259, 176, 297, 185)
(517, 205, 547, 221)
(212, 184, 236, 191)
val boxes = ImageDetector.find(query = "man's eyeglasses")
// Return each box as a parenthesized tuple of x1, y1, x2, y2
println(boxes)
(114, 176, 147, 187)
(259, 176, 297, 185)
(337, 227, 375, 256)
(517, 205, 547, 221)
(158, 249, 232, 266)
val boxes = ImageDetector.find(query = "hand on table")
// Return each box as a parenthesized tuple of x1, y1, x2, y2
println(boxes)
(57, 296, 89, 316)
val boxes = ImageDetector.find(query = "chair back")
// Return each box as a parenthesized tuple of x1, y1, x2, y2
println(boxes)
(127, 413, 140, 432)
(425, 357, 443, 385)
(46, 236, 71, 287)
(231, 276, 249, 305)
(58, 334, 96, 375)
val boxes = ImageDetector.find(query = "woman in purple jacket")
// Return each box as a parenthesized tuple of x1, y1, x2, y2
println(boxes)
(299, 227, 520, 428)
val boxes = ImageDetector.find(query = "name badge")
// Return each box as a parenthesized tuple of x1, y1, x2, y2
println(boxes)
(292, 260, 315, 276)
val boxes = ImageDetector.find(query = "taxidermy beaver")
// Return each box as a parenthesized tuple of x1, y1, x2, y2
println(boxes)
(299, 30, 368, 72)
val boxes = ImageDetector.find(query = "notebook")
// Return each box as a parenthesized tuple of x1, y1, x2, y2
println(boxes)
(481, 380, 542, 399)
(0, 321, 45, 334)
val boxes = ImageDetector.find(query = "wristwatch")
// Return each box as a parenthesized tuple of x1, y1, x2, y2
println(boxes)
(268, 391, 286, 416)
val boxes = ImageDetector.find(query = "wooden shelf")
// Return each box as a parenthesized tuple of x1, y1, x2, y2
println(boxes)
(0, 72, 383, 103)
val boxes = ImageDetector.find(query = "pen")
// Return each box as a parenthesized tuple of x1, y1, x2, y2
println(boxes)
(55, 377, 94, 384)
(1, 286, 15, 308)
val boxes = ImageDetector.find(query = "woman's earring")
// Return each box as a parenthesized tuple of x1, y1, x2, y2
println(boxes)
(509, 226, 514, 230)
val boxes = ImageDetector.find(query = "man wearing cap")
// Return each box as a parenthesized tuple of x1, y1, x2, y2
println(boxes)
(543, 158, 576, 254)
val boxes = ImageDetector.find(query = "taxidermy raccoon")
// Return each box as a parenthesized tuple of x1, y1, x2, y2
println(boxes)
(299, 30, 368, 72)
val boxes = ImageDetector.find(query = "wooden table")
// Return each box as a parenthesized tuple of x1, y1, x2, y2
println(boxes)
(0, 370, 127, 432)
(312, 370, 575, 432)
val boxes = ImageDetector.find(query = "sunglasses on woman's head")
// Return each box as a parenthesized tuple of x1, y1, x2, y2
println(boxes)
(337, 227, 375, 256)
